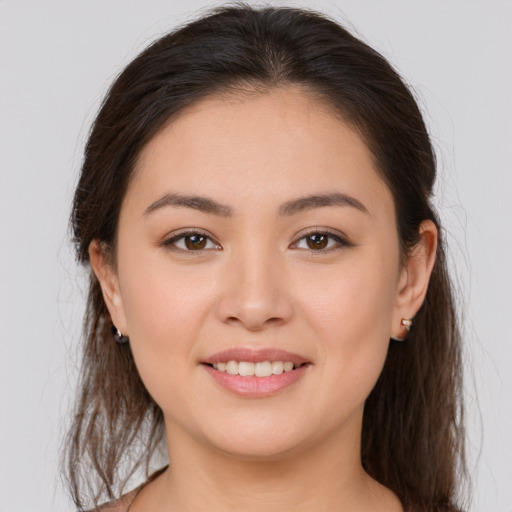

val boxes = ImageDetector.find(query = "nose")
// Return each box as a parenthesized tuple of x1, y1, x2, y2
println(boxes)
(215, 246, 294, 332)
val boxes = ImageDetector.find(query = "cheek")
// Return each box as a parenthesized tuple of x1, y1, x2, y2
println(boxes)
(301, 252, 398, 340)
(297, 251, 398, 402)
(119, 242, 217, 337)
(116, 252, 218, 390)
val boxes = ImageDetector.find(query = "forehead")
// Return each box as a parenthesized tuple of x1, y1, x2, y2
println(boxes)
(128, 86, 393, 218)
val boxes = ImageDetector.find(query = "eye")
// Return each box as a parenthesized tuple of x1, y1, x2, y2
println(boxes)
(291, 230, 349, 252)
(163, 230, 221, 252)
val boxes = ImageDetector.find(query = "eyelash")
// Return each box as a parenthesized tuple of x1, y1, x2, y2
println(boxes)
(162, 229, 221, 252)
(290, 229, 351, 253)
(162, 228, 351, 253)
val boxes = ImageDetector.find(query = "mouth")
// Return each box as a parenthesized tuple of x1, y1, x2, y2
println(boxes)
(203, 360, 307, 377)
(201, 348, 311, 397)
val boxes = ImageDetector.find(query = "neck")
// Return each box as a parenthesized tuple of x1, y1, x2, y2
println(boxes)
(135, 413, 402, 512)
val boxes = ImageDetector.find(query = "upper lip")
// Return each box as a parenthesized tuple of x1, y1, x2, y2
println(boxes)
(202, 348, 310, 365)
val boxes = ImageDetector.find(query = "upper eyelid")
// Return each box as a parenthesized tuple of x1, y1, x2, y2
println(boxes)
(163, 229, 221, 247)
(290, 228, 351, 250)
(302, 229, 341, 237)
(164, 227, 215, 239)
(292, 227, 348, 241)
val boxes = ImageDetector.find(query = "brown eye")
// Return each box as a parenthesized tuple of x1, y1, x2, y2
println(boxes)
(306, 234, 328, 250)
(164, 231, 220, 252)
(185, 234, 207, 250)
(292, 230, 349, 252)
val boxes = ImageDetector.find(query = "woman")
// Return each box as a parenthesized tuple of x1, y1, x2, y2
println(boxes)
(64, 4, 466, 511)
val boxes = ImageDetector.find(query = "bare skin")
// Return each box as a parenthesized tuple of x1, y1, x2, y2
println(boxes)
(131, 417, 402, 512)
(91, 86, 436, 512)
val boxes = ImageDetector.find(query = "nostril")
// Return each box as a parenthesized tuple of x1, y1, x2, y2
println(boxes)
(215, 289, 294, 330)
(224, 315, 285, 330)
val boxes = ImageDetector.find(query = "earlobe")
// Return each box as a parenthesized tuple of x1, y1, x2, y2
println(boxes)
(391, 220, 438, 339)
(89, 240, 128, 334)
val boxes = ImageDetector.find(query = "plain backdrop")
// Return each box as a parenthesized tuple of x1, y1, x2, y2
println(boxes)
(0, 1, 511, 510)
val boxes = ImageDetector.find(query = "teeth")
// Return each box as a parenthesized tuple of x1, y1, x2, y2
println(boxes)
(255, 361, 272, 377)
(238, 361, 255, 376)
(271, 361, 283, 375)
(211, 360, 300, 377)
(226, 360, 238, 375)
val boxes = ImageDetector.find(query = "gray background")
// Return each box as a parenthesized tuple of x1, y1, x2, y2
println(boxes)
(1, 1, 511, 510)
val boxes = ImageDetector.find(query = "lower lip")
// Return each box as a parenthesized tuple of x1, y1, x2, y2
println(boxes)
(202, 364, 310, 398)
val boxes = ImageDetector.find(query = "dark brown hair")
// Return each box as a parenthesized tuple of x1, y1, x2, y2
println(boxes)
(64, 3, 466, 511)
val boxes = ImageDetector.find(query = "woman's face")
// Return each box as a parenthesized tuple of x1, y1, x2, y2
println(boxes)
(100, 86, 415, 459)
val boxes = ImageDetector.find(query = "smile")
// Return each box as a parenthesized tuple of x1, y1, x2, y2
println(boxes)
(209, 360, 300, 377)
(202, 348, 311, 397)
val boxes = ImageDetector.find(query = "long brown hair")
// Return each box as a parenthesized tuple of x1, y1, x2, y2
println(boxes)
(64, 4, 467, 510)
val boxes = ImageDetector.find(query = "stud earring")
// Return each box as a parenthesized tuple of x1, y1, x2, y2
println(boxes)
(400, 318, 413, 332)
(111, 325, 129, 344)
(390, 317, 414, 342)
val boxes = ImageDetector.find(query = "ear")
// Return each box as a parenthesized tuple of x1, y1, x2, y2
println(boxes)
(89, 239, 129, 335)
(391, 220, 438, 340)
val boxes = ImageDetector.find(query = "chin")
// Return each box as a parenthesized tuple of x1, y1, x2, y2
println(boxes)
(210, 436, 306, 461)
(197, 415, 316, 461)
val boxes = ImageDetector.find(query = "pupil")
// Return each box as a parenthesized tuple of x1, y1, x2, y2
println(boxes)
(185, 235, 207, 250)
(307, 234, 328, 250)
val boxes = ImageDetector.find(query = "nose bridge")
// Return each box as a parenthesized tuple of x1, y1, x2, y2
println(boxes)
(216, 238, 292, 330)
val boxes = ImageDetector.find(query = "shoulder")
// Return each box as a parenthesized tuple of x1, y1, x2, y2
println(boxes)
(88, 466, 168, 512)
(87, 487, 138, 512)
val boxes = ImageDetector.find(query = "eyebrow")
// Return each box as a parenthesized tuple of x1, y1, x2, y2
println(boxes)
(279, 193, 369, 216)
(144, 193, 234, 217)
(143, 192, 368, 217)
